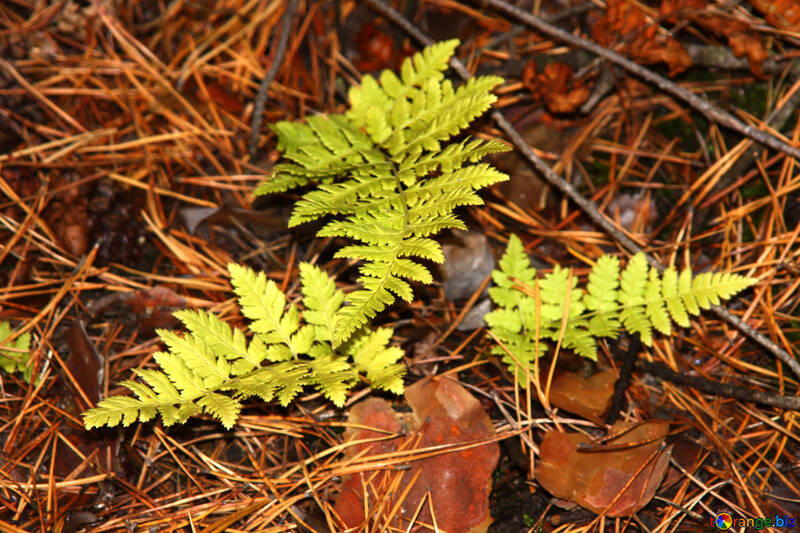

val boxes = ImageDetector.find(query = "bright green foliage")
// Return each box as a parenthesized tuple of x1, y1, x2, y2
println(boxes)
(0, 321, 32, 383)
(255, 39, 510, 346)
(486, 235, 756, 383)
(82, 263, 405, 430)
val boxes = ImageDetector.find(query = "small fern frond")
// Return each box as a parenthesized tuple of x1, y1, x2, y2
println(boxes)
(0, 321, 32, 383)
(255, 39, 508, 348)
(228, 263, 302, 359)
(346, 327, 405, 395)
(487, 235, 757, 380)
(300, 262, 344, 343)
(347, 40, 458, 125)
(197, 393, 241, 430)
(83, 395, 157, 429)
(82, 263, 406, 430)
(584, 255, 621, 338)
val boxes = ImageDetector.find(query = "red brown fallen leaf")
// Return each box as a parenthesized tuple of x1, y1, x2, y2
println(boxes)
(536, 421, 672, 517)
(334, 376, 500, 532)
(548, 367, 619, 426)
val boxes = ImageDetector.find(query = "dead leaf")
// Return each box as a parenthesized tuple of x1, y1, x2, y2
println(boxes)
(607, 192, 659, 233)
(128, 285, 186, 314)
(335, 377, 499, 532)
(66, 319, 104, 410)
(62, 319, 119, 482)
(126, 285, 186, 333)
(661, 0, 767, 76)
(593, 0, 691, 77)
(353, 21, 397, 72)
(179, 205, 286, 235)
(537, 421, 672, 517)
(46, 179, 89, 256)
(205, 82, 244, 114)
(441, 231, 494, 302)
(748, 0, 800, 31)
(494, 120, 564, 210)
(523, 61, 590, 114)
(549, 368, 618, 426)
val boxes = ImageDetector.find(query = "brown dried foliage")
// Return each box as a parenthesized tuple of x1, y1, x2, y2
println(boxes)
(592, 0, 691, 76)
(747, 0, 800, 31)
(661, 0, 768, 76)
(523, 61, 590, 113)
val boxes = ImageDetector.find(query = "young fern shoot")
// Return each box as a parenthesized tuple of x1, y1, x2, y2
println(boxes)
(82, 264, 405, 430)
(486, 235, 757, 383)
(255, 39, 510, 346)
(0, 321, 32, 383)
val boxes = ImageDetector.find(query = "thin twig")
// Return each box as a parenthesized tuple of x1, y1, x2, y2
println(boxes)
(248, 0, 298, 163)
(637, 360, 800, 411)
(362, 0, 800, 382)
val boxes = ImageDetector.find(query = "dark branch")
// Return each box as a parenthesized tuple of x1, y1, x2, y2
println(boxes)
(248, 0, 297, 163)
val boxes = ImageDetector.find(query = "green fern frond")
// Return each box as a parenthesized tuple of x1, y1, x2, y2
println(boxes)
(255, 39, 510, 347)
(487, 235, 757, 383)
(0, 321, 32, 383)
(82, 263, 406, 430)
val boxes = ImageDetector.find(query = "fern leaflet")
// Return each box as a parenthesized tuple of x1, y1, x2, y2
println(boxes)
(0, 321, 32, 383)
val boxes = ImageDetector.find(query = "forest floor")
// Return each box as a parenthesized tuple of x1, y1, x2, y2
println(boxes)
(1, 0, 800, 532)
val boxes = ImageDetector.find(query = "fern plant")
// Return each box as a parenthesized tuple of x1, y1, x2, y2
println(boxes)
(486, 235, 757, 382)
(0, 321, 32, 383)
(82, 263, 405, 429)
(255, 39, 510, 346)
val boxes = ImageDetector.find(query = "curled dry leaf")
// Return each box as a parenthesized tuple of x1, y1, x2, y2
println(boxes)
(46, 178, 89, 256)
(353, 21, 397, 72)
(523, 62, 590, 114)
(661, 0, 767, 76)
(592, 0, 691, 77)
(127, 285, 186, 332)
(335, 376, 499, 533)
(748, 0, 800, 31)
(537, 421, 672, 517)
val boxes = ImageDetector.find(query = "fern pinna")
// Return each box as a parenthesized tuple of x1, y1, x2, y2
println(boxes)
(82, 263, 405, 429)
(255, 39, 510, 346)
(486, 235, 756, 382)
(0, 321, 32, 383)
